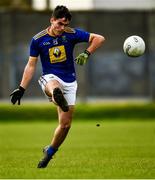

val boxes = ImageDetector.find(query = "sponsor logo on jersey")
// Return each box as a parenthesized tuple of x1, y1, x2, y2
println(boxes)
(49, 45, 66, 63)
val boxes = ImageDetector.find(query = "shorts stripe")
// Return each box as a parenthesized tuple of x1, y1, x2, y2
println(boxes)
(38, 76, 47, 88)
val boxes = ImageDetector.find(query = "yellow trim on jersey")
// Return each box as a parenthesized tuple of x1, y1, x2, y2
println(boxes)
(64, 27, 75, 33)
(34, 30, 47, 40)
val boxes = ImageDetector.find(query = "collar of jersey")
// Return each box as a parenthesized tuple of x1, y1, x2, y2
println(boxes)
(46, 27, 64, 37)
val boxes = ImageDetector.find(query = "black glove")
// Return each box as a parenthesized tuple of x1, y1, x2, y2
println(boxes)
(10, 86, 25, 105)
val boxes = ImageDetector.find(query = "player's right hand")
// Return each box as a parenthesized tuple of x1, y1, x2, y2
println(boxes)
(10, 86, 25, 105)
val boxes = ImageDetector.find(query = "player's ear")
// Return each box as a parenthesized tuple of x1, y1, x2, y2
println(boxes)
(50, 17, 54, 24)
(50, 17, 56, 24)
(50, 18, 52, 24)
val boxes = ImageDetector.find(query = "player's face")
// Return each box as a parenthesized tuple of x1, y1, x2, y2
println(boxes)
(51, 17, 70, 35)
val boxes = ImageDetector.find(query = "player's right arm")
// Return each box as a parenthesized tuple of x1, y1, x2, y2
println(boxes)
(10, 34, 40, 105)
(10, 56, 38, 105)
(20, 56, 38, 89)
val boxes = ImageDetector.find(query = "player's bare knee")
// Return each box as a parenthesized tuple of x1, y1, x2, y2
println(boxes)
(59, 112, 73, 121)
(59, 122, 71, 131)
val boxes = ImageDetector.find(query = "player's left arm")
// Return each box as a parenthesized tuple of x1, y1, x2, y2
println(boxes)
(87, 33, 105, 54)
(75, 33, 105, 65)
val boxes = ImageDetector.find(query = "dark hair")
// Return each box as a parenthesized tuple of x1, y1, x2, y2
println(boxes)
(52, 5, 72, 21)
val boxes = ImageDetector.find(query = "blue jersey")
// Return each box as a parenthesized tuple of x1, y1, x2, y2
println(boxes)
(30, 27, 90, 82)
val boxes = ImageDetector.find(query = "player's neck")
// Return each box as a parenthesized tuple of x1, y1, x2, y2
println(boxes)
(48, 26, 62, 37)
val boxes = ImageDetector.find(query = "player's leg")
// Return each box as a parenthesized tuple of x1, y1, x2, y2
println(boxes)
(37, 76, 77, 168)
(37, 107, 74, 168)
(51, 106, 74, 148)
(37, 81, 71, 168)
(46, 80, 77, 149)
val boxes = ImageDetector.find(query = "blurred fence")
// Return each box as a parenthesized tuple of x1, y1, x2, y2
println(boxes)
(0, 10, 155, 100)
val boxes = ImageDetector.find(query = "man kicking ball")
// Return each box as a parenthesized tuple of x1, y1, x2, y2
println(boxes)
(10, 5, 105, 168)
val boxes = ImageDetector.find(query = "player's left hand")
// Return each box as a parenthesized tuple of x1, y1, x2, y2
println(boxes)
(75, 50, 90, 65)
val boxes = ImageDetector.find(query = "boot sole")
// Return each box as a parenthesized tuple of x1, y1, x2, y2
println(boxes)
(53, 88, 69, 112)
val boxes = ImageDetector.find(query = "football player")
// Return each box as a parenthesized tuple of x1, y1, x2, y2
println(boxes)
(10, 5, 105, 168)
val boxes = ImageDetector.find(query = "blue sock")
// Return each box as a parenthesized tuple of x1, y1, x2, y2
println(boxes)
(47, 146, 58, 156)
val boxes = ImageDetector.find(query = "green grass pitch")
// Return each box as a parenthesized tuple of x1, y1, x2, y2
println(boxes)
(0, 119, 155, 178)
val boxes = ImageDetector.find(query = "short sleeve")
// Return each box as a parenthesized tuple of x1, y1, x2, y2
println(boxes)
(29, 38, 39, 57)
(74, 29, 90, 43)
